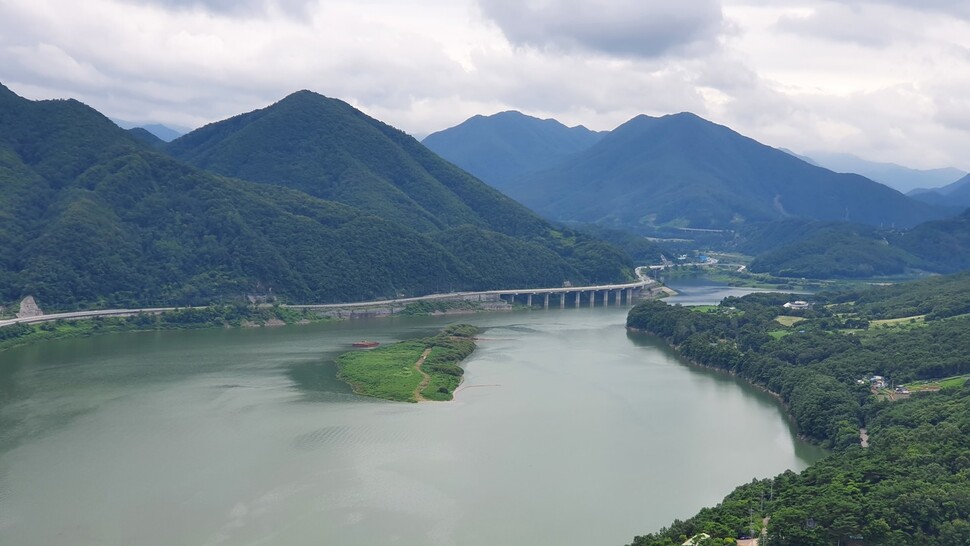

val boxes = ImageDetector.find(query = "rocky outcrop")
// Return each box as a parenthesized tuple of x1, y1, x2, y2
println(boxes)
(16, 296, 43, 319)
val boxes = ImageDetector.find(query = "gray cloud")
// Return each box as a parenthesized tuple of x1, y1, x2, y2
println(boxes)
(117, 0, 315, 17)
(475, 0, 724, 58)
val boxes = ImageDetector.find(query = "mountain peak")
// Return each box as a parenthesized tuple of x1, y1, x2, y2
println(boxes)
(0, 82, 22, 101)
(423, 111, 605, 188)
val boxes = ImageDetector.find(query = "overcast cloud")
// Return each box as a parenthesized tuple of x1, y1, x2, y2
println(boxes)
(1, 0, 968, 171)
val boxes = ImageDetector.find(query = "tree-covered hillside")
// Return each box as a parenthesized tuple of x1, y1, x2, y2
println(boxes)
(626, 273, 970, 545)
(0, 84, 630, 311)
(745, 210, 970, 278)
(167, 91, 545, 236)
(507, 113, 947, 232)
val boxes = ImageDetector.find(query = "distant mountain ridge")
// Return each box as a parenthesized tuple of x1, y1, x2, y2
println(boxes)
(422, 110, 604, 189)
(909, 174, 970, 209)
(112, 119, 185, 142)
(806, 151, 966, 194)
(505, 112, 948, 232)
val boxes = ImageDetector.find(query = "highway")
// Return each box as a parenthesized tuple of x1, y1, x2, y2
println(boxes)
(0, 272, 658, 329)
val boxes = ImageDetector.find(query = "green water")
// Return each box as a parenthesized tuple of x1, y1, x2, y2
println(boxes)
(0, 303, 824, 545)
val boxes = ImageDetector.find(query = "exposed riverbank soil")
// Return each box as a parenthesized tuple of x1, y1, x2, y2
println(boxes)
(412, 347, 433, 402)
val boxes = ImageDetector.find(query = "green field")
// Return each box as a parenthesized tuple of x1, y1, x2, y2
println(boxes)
(774, 315, 805, 327)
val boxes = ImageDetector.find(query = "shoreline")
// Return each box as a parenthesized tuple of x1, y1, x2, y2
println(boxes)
(0, 284, 674, 354)
(626, 326, 821, 447)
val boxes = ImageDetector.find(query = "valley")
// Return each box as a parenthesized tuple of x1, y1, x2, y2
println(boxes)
(2, 76, 969, 546)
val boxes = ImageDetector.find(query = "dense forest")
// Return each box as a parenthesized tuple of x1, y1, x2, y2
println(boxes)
(745, 210, 970, 278)
(0, 84, 633, 312)
(626, 273, 970, 545)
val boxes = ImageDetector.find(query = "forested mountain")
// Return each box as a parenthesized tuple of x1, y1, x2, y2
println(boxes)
(746, 210, 970, 278)
(0, 84, 631, 311)
(628, 273, 970, 545)
(166, 92, 546, 235)
(807, 151, 965, 194)
(421, 110, 604, 189)
(126, 127, 165, 149)
(502, 113, 948, 232)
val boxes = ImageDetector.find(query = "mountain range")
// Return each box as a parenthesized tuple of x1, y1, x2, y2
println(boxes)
(805, 151, 966, 194)
(432, 111, 950, 232)
(0, 84, 631, 311)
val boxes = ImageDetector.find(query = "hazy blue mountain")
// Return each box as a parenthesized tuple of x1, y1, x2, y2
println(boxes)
(141, 123, 184, 142)
(0, 84, 629, 311)
(778, 147, 819, 166)
(112, 119, 185, 142)
(422, 110, 604, 189)
(808, 150, 966, 194)
(909, 173, 970, 208)
(508, 113, 947, 232)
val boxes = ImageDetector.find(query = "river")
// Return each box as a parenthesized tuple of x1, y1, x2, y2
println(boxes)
(0, 284, 824, 545)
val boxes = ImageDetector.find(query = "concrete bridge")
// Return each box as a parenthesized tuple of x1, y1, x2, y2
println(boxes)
(292, 267, 660, 312)
(0, 270, 663, 328)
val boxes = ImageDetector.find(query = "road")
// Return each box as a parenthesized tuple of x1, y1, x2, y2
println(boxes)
(0, 274, 658, 329)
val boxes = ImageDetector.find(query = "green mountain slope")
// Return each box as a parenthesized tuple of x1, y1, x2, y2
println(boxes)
(163, 90, 629, 284)
(745, 210, 970, 278)
(0, 85, 628, 311)
(421, 110, 604, 189)
(509, 113, 947, 231)
(166, 92, 547, 236)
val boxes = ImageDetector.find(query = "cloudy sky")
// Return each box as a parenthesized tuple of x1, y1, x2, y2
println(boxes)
(2, 0, 969, 170)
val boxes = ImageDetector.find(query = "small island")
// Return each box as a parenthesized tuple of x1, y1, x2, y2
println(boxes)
(335, 324, 480, 402)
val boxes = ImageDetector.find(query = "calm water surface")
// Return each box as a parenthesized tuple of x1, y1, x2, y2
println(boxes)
(0, 288, 824, 546)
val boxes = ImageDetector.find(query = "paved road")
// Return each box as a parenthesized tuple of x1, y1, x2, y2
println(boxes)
(0, 275, 658, 329)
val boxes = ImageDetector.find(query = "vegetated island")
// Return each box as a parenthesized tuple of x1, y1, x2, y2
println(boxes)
(625, 272, 970, 545)
(335, 324, 481, 402)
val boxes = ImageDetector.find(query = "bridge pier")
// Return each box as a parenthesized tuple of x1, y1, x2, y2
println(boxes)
(604, 290, 609, 307)
(543, 293, 550, 309)
(626, 288, 633, 305)
(560, 293, 565, 309)
(526, 294, 533, 308)
(575, 291, 582, 308)
(590, 291, 596, 308)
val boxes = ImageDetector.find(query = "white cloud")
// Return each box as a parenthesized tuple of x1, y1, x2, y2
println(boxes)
(0, 0, 968, 171)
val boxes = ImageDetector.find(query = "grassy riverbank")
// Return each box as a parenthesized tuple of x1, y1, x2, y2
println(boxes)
(335, 324, 480, 402)
(0, 304, 328, 352)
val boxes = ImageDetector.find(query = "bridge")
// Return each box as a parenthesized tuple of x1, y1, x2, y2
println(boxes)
(0, 268, 663, 328)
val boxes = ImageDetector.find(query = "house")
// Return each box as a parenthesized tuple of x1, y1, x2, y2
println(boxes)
(783, 300, 812, 310)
